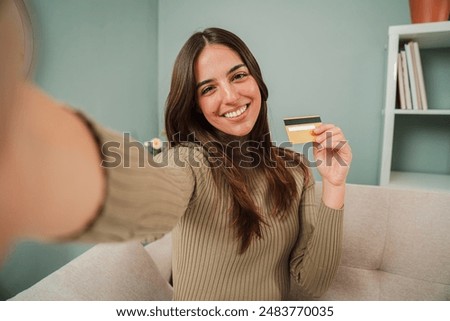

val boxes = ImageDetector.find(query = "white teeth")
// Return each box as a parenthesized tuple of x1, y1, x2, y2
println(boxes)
(223, 105, 248, 118)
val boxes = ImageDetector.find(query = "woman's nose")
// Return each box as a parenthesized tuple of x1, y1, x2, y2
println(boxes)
(222, 83, 239, 104)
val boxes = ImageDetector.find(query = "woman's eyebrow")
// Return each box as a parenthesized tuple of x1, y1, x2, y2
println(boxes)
(196, 63, 247, 89)
(227, 63, 246, 75)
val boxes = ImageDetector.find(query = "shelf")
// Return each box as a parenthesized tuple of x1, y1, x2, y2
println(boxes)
(390, 22, 450, 48)
(380, 22, 450, 190)
(389, 171, 450, 192)
(394, 109, 450, 115)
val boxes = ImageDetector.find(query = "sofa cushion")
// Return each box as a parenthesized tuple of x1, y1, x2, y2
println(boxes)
(315, 183, 389, 270)
(289, 265, 382, 300)
(381, 188, 450, 285)
(289, 265, 450, 300)
(379, 270, 450, 300)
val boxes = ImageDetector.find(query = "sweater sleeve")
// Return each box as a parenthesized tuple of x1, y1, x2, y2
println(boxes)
(69, 111, 195, 243)
(289, 179, 344, 298)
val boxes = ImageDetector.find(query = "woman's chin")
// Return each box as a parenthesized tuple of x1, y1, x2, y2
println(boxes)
(224, 129, 252, 138)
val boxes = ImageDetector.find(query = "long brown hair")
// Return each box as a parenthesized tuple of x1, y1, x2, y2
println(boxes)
(165, 27, 309, 253)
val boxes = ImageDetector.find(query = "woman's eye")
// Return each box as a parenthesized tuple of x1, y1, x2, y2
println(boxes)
(201, 86, 214, 95)
(232, 72, 248, 81)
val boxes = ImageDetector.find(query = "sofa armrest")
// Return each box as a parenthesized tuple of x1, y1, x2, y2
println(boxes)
(9, 241, 173, 300)
(144, 233, 172, 283)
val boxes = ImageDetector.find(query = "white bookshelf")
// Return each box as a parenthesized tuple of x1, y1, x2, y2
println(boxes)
(394, 109, 450, 115)
(389, 171, 450, 192)
(380, 21, 450, 192)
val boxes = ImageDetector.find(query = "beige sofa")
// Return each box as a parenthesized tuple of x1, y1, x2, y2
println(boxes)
(10, 184, 450, 300)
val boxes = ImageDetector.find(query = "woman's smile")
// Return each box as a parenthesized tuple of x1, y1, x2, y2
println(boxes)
(221, 104, 249, 118)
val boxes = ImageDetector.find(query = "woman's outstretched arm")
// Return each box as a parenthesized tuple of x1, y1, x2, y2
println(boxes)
(0, 83, 106, 259)
(1, 0, 104, 258)
(1, 0, 195, 261)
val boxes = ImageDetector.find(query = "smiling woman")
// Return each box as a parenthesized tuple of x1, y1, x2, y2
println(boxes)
(158, 27, 351, 300)
(165, 28, 311, 257)
(0, 0, 351, 299)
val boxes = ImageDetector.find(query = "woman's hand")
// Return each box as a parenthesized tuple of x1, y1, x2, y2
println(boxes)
(313, 124, 352, 186)
(312, 124, 352, 209)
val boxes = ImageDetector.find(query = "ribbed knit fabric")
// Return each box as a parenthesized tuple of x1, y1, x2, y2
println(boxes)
(73, 113, 195, 243)
(74, 111, 344, 300)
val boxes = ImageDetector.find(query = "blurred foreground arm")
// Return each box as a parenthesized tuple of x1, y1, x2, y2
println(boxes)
(0, 0, 105, 260)
(0, 83, 106, 259)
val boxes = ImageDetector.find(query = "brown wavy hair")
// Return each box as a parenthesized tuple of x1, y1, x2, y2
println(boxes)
(165, 27, 309, 253)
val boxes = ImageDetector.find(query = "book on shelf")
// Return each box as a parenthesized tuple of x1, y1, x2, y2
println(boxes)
(396, 41, 428, 111)
(397, 53, 406, 110)
(399, 50, 412, 109)
(412, 41, 428, 111)
(404, 42, 419, 109)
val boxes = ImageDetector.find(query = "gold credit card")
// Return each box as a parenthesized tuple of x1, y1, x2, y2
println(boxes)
(284, 115, 322, 144)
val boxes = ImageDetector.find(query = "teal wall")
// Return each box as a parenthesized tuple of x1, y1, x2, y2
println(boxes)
(158, 0, 411, 184)
(392, 114, 450, 174)
(32, 0, 159, 141)
(1, 0, 417, 299)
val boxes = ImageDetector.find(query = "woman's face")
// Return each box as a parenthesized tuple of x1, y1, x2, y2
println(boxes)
(194, 44, 261, 137)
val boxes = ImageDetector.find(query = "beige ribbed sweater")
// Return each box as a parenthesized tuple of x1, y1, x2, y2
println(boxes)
(75, 113, 344, 300)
